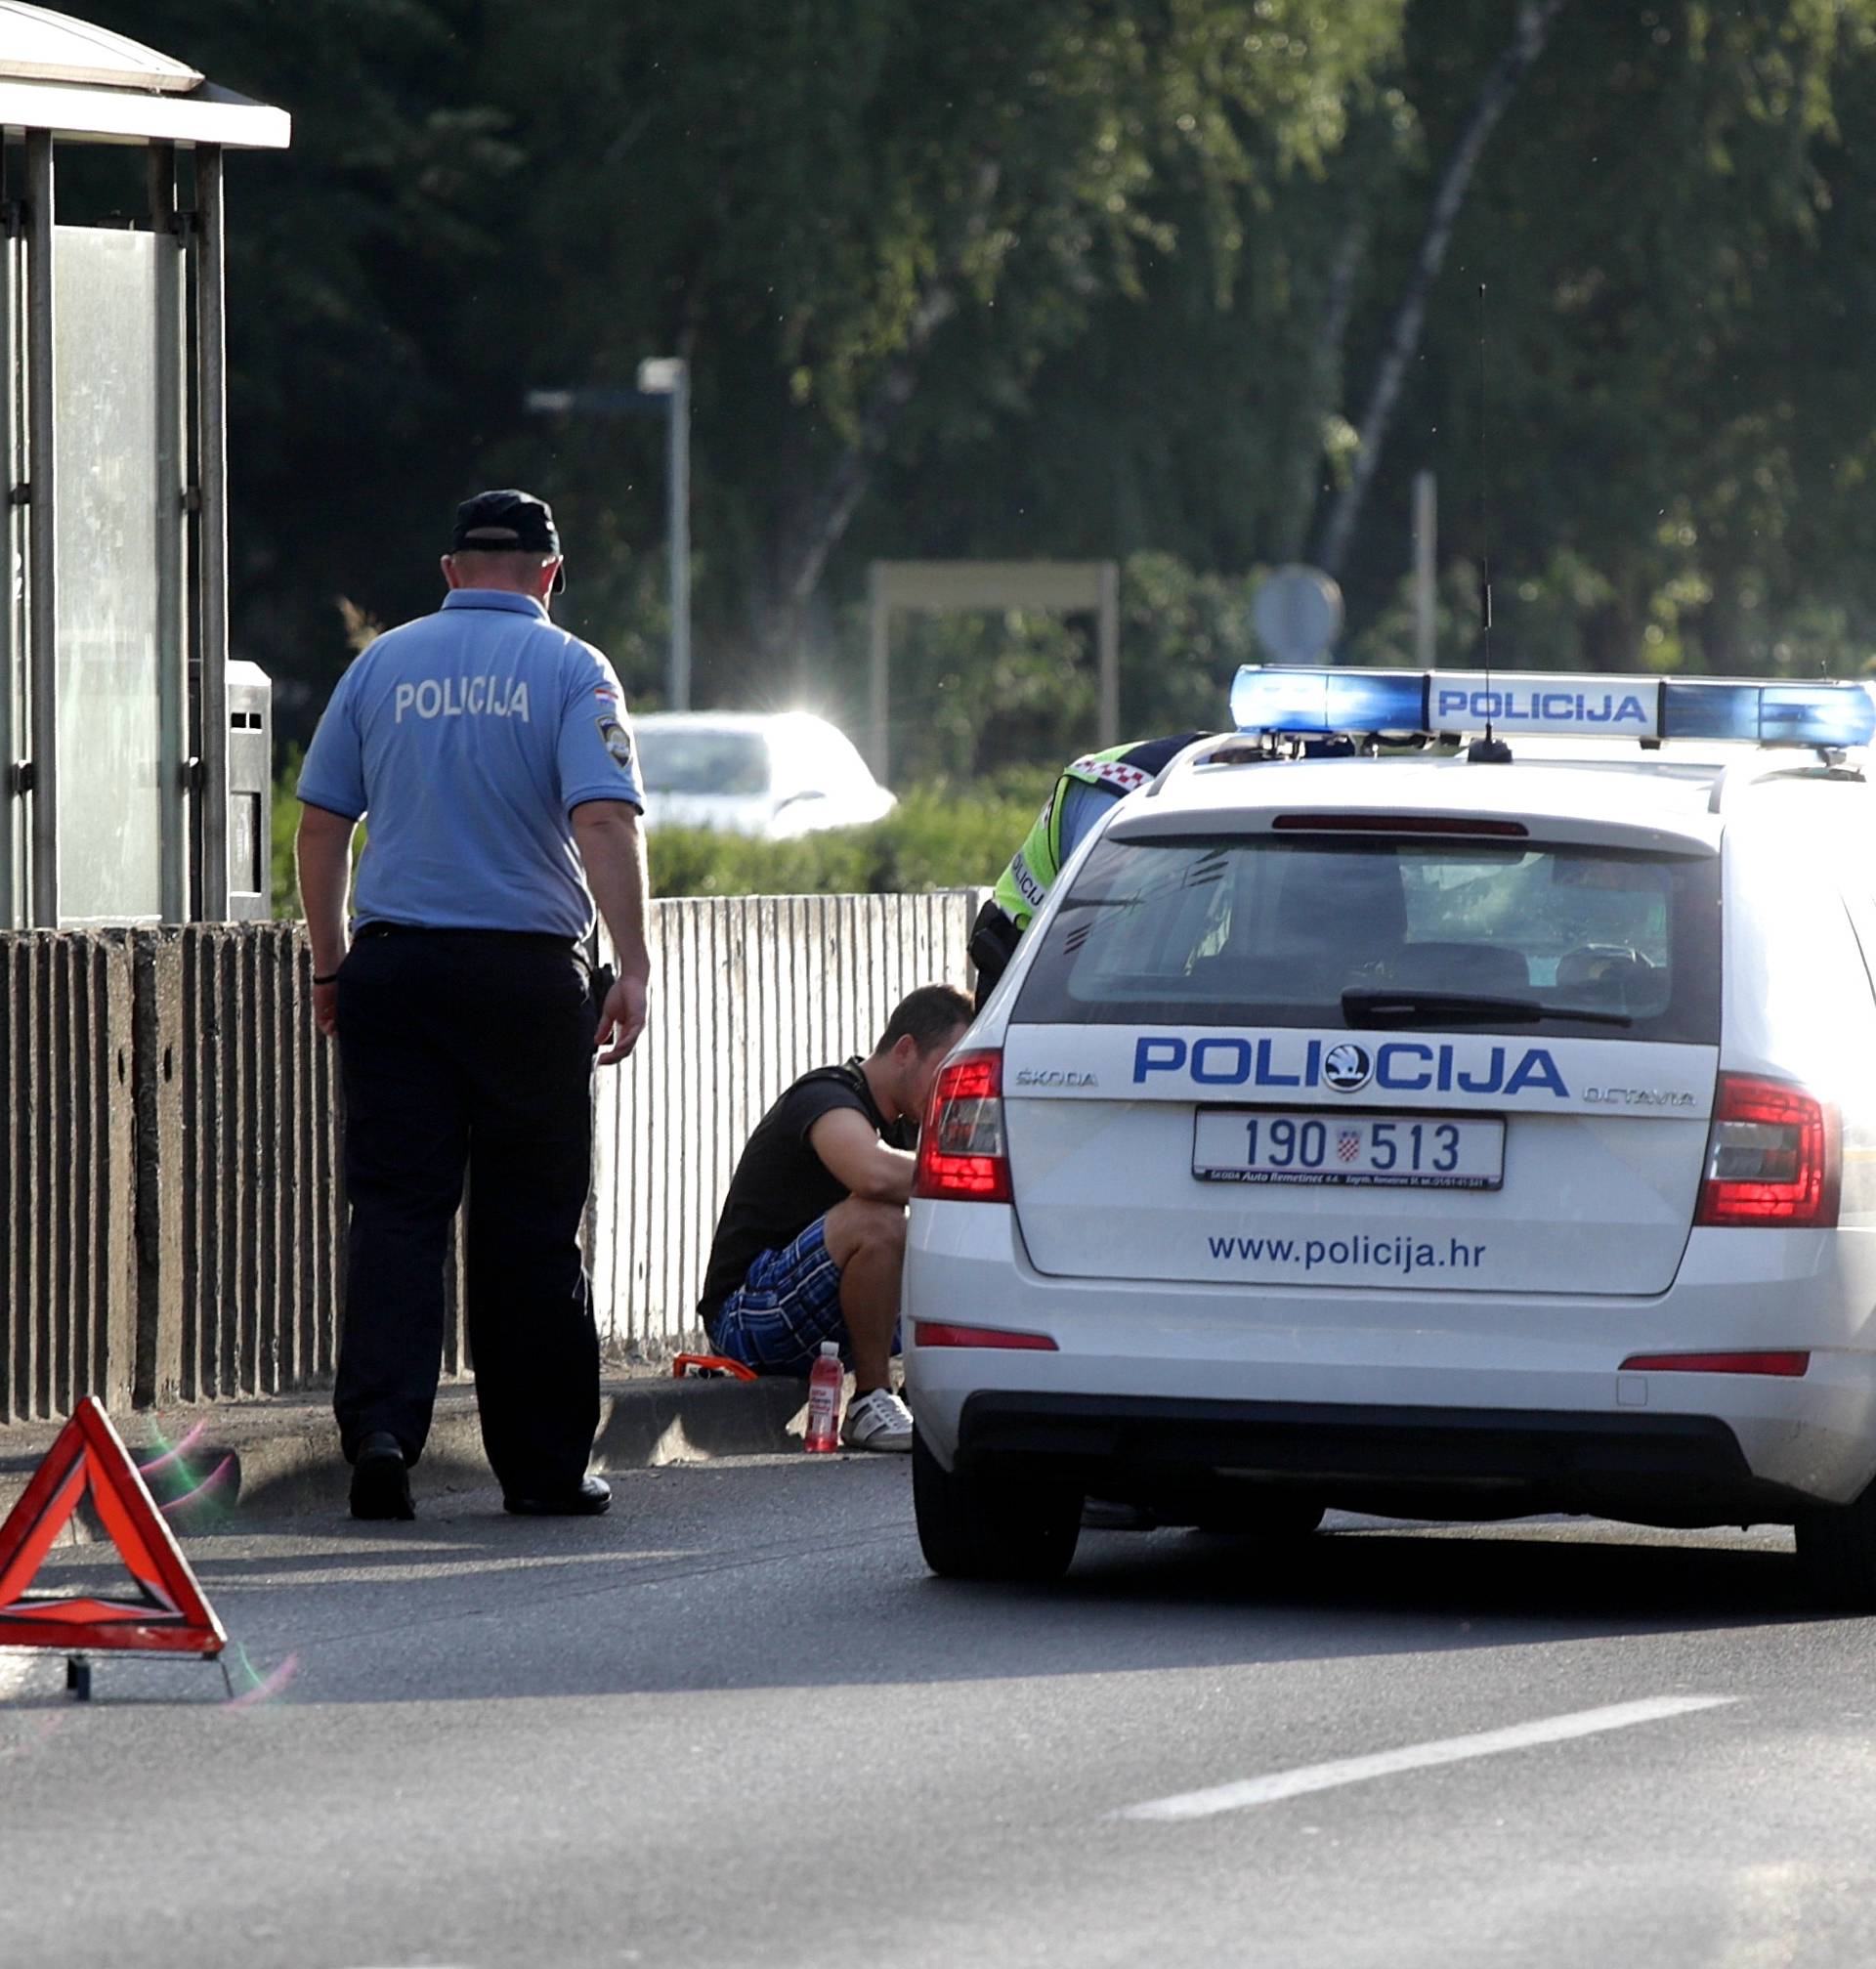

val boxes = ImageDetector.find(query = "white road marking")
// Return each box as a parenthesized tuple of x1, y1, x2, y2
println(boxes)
(1117, 1694, 1735, 1823)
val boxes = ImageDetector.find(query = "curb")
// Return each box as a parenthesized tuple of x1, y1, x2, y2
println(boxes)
(0, 1371, 811, 1537)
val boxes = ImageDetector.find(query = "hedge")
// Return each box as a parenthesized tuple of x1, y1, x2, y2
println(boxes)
(273, 759, 1048, 914)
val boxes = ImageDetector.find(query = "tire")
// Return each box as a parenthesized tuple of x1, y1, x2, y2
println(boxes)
(912, 1427, 1082, 1582)
(1795, 1489, 1876, 1610)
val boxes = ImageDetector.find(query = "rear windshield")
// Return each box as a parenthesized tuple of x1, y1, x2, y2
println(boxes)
(1014, 834, 1721, 1043)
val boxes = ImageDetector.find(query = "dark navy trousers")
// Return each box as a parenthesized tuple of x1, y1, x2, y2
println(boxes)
(333, 928, 601, 1498)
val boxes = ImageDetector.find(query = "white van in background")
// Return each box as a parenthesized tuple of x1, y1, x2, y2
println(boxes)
(632, 710, 895, 838)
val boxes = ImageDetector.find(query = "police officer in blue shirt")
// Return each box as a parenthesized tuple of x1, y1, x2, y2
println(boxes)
(296, 490, 652, 1522)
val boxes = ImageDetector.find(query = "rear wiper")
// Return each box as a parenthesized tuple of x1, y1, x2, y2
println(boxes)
(1341, 989, 1633, 1030)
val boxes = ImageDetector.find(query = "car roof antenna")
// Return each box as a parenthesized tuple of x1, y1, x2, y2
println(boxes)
(1468, 279, 1513, 765)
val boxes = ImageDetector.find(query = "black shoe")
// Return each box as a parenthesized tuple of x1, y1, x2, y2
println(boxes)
(350, 1432, 414, 1521)
(503, 1476, 611, 1518)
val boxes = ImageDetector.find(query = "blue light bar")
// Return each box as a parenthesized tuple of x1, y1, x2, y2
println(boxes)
(1229, 668, 1427, 735)
(1660, 679, 1876, 747)
(1230, 666, 1876, 749)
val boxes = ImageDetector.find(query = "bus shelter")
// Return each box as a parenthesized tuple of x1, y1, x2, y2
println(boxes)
(0, 5, 289, 925)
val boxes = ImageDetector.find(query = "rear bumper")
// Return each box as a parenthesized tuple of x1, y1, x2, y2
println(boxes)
(904, 1201, 1876, 1519)
(951, 1391, 1805, 1526)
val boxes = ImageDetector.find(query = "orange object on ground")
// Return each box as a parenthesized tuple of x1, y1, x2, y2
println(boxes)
(0, 1396, 226, 1658)
(671, 1353, 759, 1383)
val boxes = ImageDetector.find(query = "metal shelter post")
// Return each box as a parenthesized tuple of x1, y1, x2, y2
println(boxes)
(1097, 561, 1120, 749)
(867, 562, 889, 783)
(628, 358, 693, 712)
(23, 130, 55, 926)
(149, 143, 189, 921)
(667, 360, 691, 712)
(1414, 470, 1437, 668)
(0, 147, 18, 926)
(192, 145, 228, 920)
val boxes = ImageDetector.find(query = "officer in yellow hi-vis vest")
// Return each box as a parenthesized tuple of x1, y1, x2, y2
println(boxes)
(968, 733, 1212, 1005)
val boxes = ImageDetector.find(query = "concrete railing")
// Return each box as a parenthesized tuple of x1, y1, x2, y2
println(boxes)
(0, 893, 980, 1423)
(590, 891, 980, 1352)
(2, 924, 350, 1423)
(2, 933, 138, 1421)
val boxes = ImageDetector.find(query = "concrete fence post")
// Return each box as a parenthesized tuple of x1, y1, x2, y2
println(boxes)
(0, 931, 137, 1421)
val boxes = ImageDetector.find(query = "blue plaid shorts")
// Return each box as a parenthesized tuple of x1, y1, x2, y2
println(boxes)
(710, 1216, 846, 1375)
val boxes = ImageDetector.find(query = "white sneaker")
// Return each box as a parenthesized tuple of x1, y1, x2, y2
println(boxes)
(840, 1387, 915, 1453)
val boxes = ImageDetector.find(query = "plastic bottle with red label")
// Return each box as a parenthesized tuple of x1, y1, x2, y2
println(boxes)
(804, 1342, 842, 1453)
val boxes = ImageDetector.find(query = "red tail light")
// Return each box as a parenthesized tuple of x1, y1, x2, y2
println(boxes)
(1694, 1074, 1839, 1227)
(1620, 1350, 1811, 1377)
(915, 1322, 1057, 1350)
(915, 1049, 1011, 1203)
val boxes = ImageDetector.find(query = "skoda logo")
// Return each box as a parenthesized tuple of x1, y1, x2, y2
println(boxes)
(1323, 1042, 1373, 1093)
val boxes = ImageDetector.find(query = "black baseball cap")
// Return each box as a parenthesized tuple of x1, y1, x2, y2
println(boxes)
(450, 489, 565, 589)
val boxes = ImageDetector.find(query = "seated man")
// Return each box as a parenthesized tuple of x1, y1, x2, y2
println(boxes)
(697, 984, 975, 1452)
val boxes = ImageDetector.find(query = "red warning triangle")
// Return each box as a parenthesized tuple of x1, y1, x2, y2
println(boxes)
(0, 1396, 225, 1656)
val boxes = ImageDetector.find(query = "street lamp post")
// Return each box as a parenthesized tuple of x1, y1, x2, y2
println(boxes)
(636, 358, 691, 712)
(524, 357, 693, 711)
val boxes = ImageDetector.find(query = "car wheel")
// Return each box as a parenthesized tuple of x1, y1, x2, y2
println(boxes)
(1795, 1488, 1876, 1610)
(912, 1428, 1082, 1582)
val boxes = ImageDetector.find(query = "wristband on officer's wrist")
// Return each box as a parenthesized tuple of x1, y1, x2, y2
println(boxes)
(313, 970, 341, 986)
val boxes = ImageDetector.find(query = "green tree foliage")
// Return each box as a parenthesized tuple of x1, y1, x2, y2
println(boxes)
(1341, 0, 1876, 674)
(90, 0, 1406, 717)
(489, 0, 1409, 677)
(88, 0, 1876, 792)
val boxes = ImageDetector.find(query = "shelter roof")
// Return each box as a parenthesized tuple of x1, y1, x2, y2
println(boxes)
(0, 4, 289, 148)
(0, 3, 200, 90)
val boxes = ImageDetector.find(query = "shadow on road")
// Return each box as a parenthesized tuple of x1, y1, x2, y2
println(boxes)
(1054, 1515, 1812, 1627)
(30, 1476, 1830, 1711)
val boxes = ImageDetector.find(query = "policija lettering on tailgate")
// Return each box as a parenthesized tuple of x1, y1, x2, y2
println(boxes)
(1132, 1035, 1570, 1099)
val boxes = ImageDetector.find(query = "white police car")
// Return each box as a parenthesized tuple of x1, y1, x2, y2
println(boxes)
(904, 666, 1876, 1603)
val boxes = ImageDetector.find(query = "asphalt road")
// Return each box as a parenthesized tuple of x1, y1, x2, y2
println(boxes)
(1, 1454, 1871, 1969)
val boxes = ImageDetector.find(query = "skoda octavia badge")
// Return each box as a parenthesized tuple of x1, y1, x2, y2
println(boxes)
(1322, 1042, 1373, 1093)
